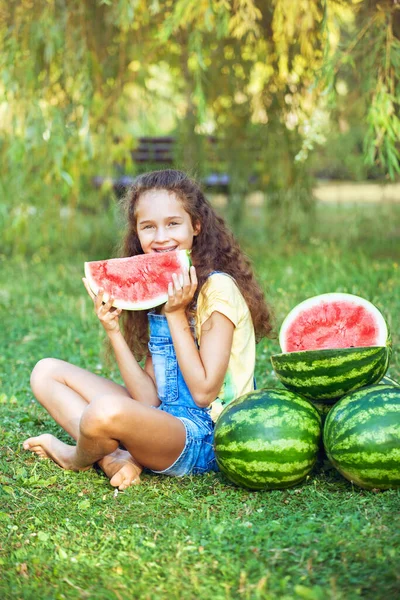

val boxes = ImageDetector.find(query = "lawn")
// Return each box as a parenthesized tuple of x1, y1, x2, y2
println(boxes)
(1, 201, 399, 599)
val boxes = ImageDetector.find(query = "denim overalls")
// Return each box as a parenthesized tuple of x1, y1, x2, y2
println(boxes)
(148, 311, 219, 476)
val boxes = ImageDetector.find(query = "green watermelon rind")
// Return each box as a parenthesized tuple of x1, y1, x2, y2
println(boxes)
(323, 384, 400, 490)
(380, 375, 400, 387)
(279, 292, 389, 353)
(271, 345, 391, 403)
(84, 249, 191, 311)
(214, 389, 322, 491)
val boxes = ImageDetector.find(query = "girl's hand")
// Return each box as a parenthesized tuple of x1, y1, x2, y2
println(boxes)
(164, 266, 198, 314)
(82, 278, 122, 334)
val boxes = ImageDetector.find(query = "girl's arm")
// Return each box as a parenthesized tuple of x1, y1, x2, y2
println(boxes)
(83, 279, 159, 407)
(165, 268, 234, 408)
(107, 330, 160, 407)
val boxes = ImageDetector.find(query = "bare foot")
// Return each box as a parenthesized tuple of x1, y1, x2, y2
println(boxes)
(98, 448, 142, 490)
(23, 434, 89, 472)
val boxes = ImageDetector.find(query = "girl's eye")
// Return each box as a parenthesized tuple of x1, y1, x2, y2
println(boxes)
(143, 224, 154, 230)
(168, 221, 179, 226)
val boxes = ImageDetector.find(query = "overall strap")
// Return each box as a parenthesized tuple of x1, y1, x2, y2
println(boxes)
(206, 271, 237, 284)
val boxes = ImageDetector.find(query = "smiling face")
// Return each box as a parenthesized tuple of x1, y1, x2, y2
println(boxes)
(135, 189, 200, 254)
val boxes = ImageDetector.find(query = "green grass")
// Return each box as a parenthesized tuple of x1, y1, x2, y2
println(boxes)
(1, 203, 400, 599)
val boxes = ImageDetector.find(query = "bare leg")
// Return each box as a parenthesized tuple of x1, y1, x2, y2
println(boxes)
(23, 433, 142, 489)
(24, 394, 187, 475)
(25, 358, 153, 487)
(29, 358, 132, 438)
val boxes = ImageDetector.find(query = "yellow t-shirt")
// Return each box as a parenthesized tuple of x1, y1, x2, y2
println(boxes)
(195, 273, 256, 422)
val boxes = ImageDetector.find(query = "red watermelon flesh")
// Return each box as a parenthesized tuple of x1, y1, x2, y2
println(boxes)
(84, 250, 191, 311)
(279, 293, 388, 353)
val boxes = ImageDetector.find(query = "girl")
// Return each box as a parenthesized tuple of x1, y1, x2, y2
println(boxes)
(23, 170, 272, 489)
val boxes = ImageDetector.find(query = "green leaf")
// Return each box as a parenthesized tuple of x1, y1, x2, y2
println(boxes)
(57, 547, 68, 559)
(60, 171, 74, 187)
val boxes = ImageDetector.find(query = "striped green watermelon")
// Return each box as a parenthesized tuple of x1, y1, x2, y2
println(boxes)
(271, 345, 390, 403)
(214, 389, 322, 490)
(272, 293, 391, 403)
(323, 384, 400, 489)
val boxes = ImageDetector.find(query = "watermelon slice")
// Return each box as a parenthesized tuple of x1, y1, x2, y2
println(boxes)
(84, 250, 191, 310)
(279, 293, 389, 353)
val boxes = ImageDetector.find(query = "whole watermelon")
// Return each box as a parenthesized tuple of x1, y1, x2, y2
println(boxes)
(214, 389, 322, 490)
(323, 384, 400, 489)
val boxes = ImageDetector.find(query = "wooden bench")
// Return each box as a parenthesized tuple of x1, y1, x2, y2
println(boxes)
(92, 136, 231, 197)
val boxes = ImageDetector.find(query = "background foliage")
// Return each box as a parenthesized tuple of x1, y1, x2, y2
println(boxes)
(0, 0, 399, 250)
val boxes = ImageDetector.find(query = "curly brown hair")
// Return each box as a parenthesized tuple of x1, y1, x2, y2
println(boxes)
(118, 169, 273, 359)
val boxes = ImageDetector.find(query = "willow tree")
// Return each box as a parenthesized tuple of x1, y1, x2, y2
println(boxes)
(327, 0, 400, 180)
(0, 0, 398, 237)
(160, 1, 336, 226)
(0, 1, 162, 211)
(159, 0, 399, 225)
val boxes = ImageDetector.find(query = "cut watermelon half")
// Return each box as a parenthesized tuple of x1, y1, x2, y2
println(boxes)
(84, 249, 191, 311)
(270, 345, 390, 402)
(279, 293, 389, 353)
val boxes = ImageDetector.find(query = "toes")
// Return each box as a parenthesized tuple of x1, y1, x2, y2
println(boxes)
(23, 435, 48, 449)
(118, 476, 140, 491)
(28, 445, 48, 458)
(109, 472, 124, 488)
(23, 437, 50, 458)
(110, 468, 141, 490)
(23, 440, 39, 452)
